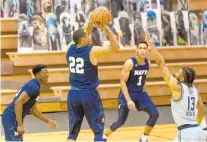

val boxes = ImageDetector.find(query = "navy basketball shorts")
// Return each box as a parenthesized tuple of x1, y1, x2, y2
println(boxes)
(67, 89, 104, 133)
(2, 110, 23, 141)
(118, 90, 155, 114)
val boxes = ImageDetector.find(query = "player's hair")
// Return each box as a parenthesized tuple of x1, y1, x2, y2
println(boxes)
(182, 67, 196, 87)
(73, 28, 86, 44)
(32, 64, 47, 76)
(137, 41, 149, 48)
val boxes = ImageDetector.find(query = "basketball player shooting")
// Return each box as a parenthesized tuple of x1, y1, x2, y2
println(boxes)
(66, 7, 120, 141)
(145, 31, 207, 141)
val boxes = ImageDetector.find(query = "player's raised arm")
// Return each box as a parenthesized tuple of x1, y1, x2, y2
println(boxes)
(90, 25, 120, 60)
(84, 18, 93, 34)
(146, 31, 181, 100)
(120, 59, 136, 111)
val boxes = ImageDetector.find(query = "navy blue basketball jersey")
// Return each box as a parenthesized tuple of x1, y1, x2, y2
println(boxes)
(127, 57, 149, 92)
(6, 79, 40, 118)
(66, 43, 99, 89)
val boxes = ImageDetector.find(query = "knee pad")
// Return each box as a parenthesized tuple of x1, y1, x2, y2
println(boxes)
(68, 132, 79, 140)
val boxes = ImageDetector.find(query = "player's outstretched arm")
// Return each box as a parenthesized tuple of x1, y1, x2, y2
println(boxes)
(145, 31, 181, 100)
(120, 59, 136, 111)
(30, 105, 57, 129)
(90, 25, 120, 60)
(84, 18, 93, 34)
(196, 94, 206, 125)
(14, 91, 30, 135)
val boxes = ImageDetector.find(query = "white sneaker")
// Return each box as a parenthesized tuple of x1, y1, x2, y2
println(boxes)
(103, 134, 107, 141)
(139, 134, 148, 142)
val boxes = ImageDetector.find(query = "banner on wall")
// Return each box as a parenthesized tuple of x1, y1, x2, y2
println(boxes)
(2, 0, 207, 53)
(146, 10, 162, 47)
(161, 11, 176, 46)
(188, 10, 202, 45)
(175, 10, 189, 46)
(1, 0, 18, 18)
(202, 10, 207, 45)
(178, 0, 189, 11)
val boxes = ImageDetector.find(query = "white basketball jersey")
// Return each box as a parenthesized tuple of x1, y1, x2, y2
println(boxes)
(171, 83, 198, 127)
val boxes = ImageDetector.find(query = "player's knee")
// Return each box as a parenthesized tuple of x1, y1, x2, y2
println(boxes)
(151, 109, 159, 120)
(149, 110, 159, 126)
(68, 132, 79, 140)
(148, 106, 159, 119)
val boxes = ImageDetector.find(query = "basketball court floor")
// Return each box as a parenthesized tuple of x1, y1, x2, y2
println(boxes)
(1, 104, 206, 141)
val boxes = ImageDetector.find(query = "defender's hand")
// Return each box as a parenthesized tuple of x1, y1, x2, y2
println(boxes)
(145, 30, 153, 43)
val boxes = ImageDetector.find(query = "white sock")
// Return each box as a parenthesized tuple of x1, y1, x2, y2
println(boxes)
(103, 134, 107, 139)
(141, 134, 148, 141)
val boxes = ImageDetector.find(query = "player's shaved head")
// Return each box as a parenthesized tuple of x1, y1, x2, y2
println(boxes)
(73, 28, 87, 44)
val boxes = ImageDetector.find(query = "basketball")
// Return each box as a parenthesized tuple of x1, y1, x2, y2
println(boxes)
(91, 7, 112, 26)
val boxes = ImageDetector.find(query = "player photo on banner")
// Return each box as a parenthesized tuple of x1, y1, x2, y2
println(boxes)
(28, 0, 41, 19)
(150, 0, 158, 9)
(116, 10, 133, 48)
(110, 0, 123, 18)
(31, 15, 48, 51)
(18, 14, 34, 53)
(71, 0, 87, 30)
(2, 0, 18, 18)
(202, 11, 207, 45)
(46, 13, 61, 51)
(146, 10, 161, 47)
(81, 0, 98, 19)
(1, 5, 3, 18)
(178, 0, 189, 10)
(19, 0, 27, 15)
(133, 12, 145, 46)
(54, 0, 68, 24)
(188, 10, 202, 45)
(160, 0, 172, 11)
(136, 0, 150, 12)
(161, 11, 175, 46)
(41, 0, 54, 20)
(122, 0, 136, 23)
(97, 0, 109, 7)
(59, 12, 73, 50)
(175, 10, 189, 45)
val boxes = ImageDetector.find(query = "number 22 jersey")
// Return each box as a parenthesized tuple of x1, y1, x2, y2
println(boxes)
(66, 44, 99, 89)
